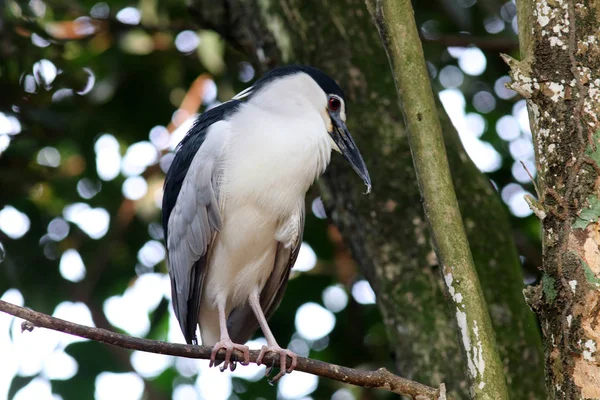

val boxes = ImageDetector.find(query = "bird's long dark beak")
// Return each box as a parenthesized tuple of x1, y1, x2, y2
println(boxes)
(330, 114, 372, 193)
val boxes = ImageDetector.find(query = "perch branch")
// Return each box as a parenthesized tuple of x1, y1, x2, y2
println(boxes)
(0, 300, 449, 399)
(366, 0, 510, 398)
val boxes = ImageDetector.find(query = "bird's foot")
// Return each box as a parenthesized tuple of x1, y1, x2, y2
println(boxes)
(209, 339, 250, 371)
(256, 345, 297, 382)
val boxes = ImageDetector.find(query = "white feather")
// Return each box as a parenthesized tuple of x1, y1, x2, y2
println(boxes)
(198, 73, 333, 345)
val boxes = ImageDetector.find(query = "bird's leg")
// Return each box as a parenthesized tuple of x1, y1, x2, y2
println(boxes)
(209, 302, 250, 371)
(249, 289, 297, 381)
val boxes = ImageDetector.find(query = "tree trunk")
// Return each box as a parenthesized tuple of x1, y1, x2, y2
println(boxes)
(509, 0, 600, 398)
(190, 0, 545, 397)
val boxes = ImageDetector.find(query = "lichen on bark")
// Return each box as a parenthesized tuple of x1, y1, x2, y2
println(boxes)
(510, 0, 600, 397)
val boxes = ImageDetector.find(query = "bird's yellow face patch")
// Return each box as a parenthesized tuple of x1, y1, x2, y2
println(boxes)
(323, 111, 333, 133)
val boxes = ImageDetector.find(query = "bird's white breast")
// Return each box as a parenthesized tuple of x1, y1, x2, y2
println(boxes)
(222, 102, 331, 217)
(200, 101, 331, 325)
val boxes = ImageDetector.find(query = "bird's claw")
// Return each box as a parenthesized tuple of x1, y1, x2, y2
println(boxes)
(219, 361, 238, 372)
(256, 345, 297, 382)
(209, 339, 250, 371)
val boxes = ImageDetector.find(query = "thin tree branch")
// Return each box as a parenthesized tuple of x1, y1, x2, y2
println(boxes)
(366, 0, 510, 398)
(0, 300, 449, 399)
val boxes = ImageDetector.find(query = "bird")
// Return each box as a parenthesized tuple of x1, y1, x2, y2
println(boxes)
(162, 65, 371, 381)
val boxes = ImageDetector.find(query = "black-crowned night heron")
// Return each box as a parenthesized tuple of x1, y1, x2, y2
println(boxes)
(162, 65, 371, 380)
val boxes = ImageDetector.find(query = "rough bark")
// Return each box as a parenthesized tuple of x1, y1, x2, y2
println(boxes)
(509, 0, 600, 398)
(189, 0, 545, 397)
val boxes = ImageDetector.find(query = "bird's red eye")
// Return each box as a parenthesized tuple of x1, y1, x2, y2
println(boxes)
(328, 97, 341, 111)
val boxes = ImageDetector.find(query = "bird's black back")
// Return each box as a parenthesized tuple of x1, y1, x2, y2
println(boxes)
(162, 100, 241, 237)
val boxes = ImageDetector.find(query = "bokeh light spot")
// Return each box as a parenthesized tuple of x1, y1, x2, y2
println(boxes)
(116, 7, 141, 25)
(33, 59, 57, 88)
(311, 197, 327, 219)
(31, 33, 50, 48)
(494, 75, 516, 99)
(59, 249, 86, 282)
(48, 218, 70, 241)
(322, 285, 348, 313)
(351, 280, 376, 305)
(103, 273, 166, 337)
(13, 378, 54, 400)
(439, 65, 464, 88)
(90, 2, 109, 19)
(63, 203, 110, 239)
(496, 115, 520, 141)
(173, 384, 199, 400)
(501, 183, 533, 218)
(0, 112, 21, 135)
(23, 74, 36, 93)
(295, 302, 335, 340)
(130, 351, 173, 378)
(52, 88, 74, 102)
(137, 240, 166, 268)
(473, 91, 496, 113)
(0, 134, 10, 155)
(465, 113, 486, 138)
(238, 62, 255, 83)
(122, 176, 148, 200)
(149, 125, 170, 150)
(203, 80, 217, 104)
(332, 388, 356, 400)
(458, 47, 486, 76)
(278, 371, 318, 399)
(0, 206, 30, 239)
(76, 178, 101, 199)
(175, 30, 200, 53)
(95, 134, 121, 181)
(122, 141, 158, 177)
(509, 138, 535, 160)
(77, 68, 96, 95)
(288, 337, 310, 358)
(513, 100, 532, 136)
(484, 16, 505, 33)
(512, 159, 537, 184)
(293, 243, 317, 272)
(439, 89, 502, 172)
(37, 146, 61, 167)
(42, 350, 78, 380)
(195, 363, 231, 400)
(0, 240, 5, 263)
(95, 372, 144, 400)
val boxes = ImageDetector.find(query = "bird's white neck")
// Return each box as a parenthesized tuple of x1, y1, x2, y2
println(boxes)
(223, 102, 331, 216)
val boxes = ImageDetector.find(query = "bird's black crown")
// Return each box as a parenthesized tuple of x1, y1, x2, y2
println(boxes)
(252, 65, 345, 100)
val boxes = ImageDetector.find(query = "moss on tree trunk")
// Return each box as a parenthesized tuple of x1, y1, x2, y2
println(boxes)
(190, 0, 546, 397)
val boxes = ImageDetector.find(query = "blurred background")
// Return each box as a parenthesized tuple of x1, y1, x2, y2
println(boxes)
(0, 0, 540, 399)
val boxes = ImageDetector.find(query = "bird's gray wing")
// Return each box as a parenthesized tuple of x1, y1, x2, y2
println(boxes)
(227, 203, 305, 344)
(165, 121, 230, 344)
